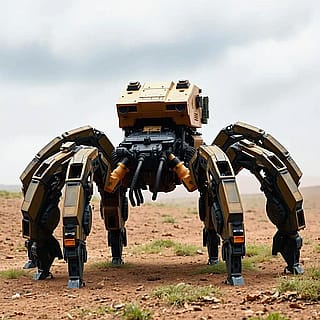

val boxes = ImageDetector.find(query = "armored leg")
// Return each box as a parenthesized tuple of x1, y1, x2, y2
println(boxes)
(190, 145, 245, 285)
(199, 192, 220, 264)
(203, 228, 220, 264)
(101, 189, 128, 265)
(20, 128, 114, 288)
(22, 188, 63, 280)
(214, 122, 306, 276)
(62, 148, 99, 288)
(64, 240, 87, 288)
(108, 228, 127, 265)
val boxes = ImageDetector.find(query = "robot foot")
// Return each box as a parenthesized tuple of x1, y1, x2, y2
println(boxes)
(222, 241, 245, 286)
(111, 257, 124, 265)
(227, 275, 244, 286)
(23, 260, 36, 269)
(34, 270, 53, 280)
(207, 257, 219, 265)
(108, 228, 126, 266)
(65, 242, 87, 289)
(272, 231, 303, 275)
(68, 278, 84, 289)
(23, 240, 36, 269)
(285, 263, 304, 275)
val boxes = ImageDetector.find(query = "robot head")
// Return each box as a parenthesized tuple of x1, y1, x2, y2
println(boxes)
(116, 80, 209, 129)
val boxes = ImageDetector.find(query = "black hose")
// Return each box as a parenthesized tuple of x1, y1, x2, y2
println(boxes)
(129, 155, 145, 206)
(134, 189, 141, 206)
(152, 154, 166, 201)
(137, 188, 144, 204)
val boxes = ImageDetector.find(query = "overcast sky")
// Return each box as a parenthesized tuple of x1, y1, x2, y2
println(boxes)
(0, 0, 319, 189)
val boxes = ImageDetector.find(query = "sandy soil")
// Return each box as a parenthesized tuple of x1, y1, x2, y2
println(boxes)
(0, 186, 319, 320)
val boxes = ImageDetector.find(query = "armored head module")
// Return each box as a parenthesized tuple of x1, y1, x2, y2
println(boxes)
(116, 80, 209, 129)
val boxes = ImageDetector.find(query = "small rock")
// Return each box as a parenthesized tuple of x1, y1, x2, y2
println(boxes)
(289, 302, 305, 309)
(136, 285, 144, 291)
(12, 293, 21, 299)
(246, 293, 261, 302)
(114, 303, 125, 309)
(95, 282, 104, 289)
(202, 296, 221, 303)
(244, 310, 254, 317)
(24, 292, 35, 298)
(192, 305, 203, 311)
(256, 310, 265, 316)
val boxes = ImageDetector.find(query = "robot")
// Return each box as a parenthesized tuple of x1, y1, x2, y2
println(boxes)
(20, 80, 306, 288)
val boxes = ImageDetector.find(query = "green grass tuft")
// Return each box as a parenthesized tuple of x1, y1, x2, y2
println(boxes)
(277, 268, 320, 301)
(307, 266, 320, 279)
(245, 244, 272, 264)
(241, 258, 257, 271)
(248, 312, 289, 320)
(153, 283, 220, 306)
(173, 243, 199, 256)
(135, 239, 176, 254)
(314, 243, 320, 253)
(122, 303, 152, 320)
(74, 305, 114, 318)
(195, 259, 255, 275)
(194, 261, 226, 275)
(0, 268, 27, 279)
(161, 215, 177, 223)
(74, 303, 151, 320)
(88, 261, 132, 270)
(134, 239, 200, 256)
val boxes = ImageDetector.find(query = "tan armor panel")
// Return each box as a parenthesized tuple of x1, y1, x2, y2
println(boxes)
(117, 80, 203, 128)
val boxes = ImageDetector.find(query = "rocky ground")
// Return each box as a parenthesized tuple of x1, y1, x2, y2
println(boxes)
(0, 186, 319, 320)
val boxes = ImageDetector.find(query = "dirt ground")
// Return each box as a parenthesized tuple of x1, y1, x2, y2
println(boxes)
(0, 186, 319, 320)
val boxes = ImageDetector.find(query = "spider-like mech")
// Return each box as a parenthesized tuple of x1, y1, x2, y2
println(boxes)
(20, 80, 305, 288)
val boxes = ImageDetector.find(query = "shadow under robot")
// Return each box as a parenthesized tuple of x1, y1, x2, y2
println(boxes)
(20, 80, 306, 288)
